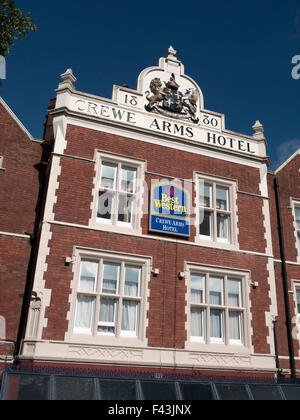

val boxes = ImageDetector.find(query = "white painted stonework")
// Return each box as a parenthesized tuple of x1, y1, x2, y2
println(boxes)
(52, 48, 267, 161)
(21, 340, 276, 373)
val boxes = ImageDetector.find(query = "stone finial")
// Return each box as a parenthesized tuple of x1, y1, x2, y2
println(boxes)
(58, 68, 77, 91)
(166, 45, 177, 60)
(252, 120, 265, 140)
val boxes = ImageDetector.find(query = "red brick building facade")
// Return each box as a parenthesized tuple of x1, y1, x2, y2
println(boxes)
(0, 97, 44, 365)
(1, 49, 300, 400)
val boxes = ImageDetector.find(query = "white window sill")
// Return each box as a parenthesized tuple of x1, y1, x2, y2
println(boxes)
(186, 341, 249, 354)
(195, 237, 239, 251)
(191, 337, 205, 343)
(90, 220, 142, 235)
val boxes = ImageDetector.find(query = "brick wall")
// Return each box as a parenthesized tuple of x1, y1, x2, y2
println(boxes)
(268, 156, 300, 371)
(40, 124, 272, 355)
(0, 101, 43, 358)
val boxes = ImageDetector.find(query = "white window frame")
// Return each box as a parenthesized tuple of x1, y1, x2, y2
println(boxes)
(195, 173, 238, 250)
(292, 281, 300, 342)
(186, 264, 249, 349)
(98, 297, 118, 336)
(69, 248, 151, 345)
(90, 151, 145, 234)
(292, 200, 300, 262)
(0, 156, 5, 171)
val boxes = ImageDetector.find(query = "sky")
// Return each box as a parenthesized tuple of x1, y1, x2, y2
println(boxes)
(1, 0, 300, 170)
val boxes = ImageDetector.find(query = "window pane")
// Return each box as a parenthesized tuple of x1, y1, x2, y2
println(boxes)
(97, 191, 115, 221)
(124, 266, 140, 297)
(99, 379, 138, 400)
(281, 385, 300, 400)
(191, 308, 205, 339)
(121, 300, 139, 335)
(98, 298, 117, 334)
(102, 263, 120, 294)
(4, 374, 50, 401)
(249, 384, 283, 400)
(199, 182, 212, 207)
(295, 208, 300, 228)
(140, 381, 178, 400)
(121, 167, 136, 193)
(191, 274, 205, 303)
(200, 210, 212, 237)
(180, 383, 215, 400)
(217, 214, 230, 241)
(216, 186, 229, 210)
(100, 163, 117, 189)
(79, 260, 98, 292)
(229, 311, 243, 342)
(118, 194, 134, 224)
(298, 232, 300, 253)
(210, 309, 224, 341)
(74, 295, 95, 334)
(215, 383, 250, 400)
(209, 276, 223, 305)
(3, 374, 50, 400)
(228, 279, 242, 307)
(297, 290, 300, 314)
(54, 377, 97, 400)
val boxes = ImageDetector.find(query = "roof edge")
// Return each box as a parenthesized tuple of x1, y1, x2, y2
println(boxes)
(274, 148, 300, 175)
(0, 96, 33, 141)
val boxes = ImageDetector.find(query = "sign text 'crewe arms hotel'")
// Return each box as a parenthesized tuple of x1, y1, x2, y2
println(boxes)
(62, 48, 263, 158)
(72, 97, 258, 156)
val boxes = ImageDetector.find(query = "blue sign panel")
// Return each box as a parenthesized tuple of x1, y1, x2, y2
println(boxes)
(150, 183, 190, 237)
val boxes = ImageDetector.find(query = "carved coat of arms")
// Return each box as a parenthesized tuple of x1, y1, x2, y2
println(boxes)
(145, 73, 199, 123)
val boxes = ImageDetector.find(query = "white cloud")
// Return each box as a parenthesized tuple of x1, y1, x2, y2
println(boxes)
(272, 138, 300, 169)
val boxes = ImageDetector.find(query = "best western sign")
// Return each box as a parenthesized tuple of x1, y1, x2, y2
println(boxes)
(71, 98, 259, 156)
(149, 182, 190, 237)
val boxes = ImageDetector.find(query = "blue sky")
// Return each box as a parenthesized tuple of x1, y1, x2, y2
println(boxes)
(1, 0, 300, 169)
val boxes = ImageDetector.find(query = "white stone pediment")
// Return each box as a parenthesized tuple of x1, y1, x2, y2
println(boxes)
(53, 48, 268, 161)
(112, 47, 204, 125)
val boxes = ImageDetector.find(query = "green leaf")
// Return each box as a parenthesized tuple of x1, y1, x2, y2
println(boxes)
(0, 0, 37, 56)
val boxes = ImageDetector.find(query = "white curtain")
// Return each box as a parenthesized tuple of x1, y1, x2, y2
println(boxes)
(217, 214, 230, 241)
(102, 263, 120, 294)
(191, 274, 205, 304)
(191, 308, 203, 338)
(124, 266, 140, 296)
(216, 186, 229, 210)
(209, 276, 223, 305)
(98, 298, 116, 334)
(228, 279, 241, 307)
(229, 311, 241, 341)
(210, 309, 223, 339)
(99, 298, 115, 322)
(79, 260, 98, 292)
(75, 295, 95, 334)
(122, 301, 138, 333)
